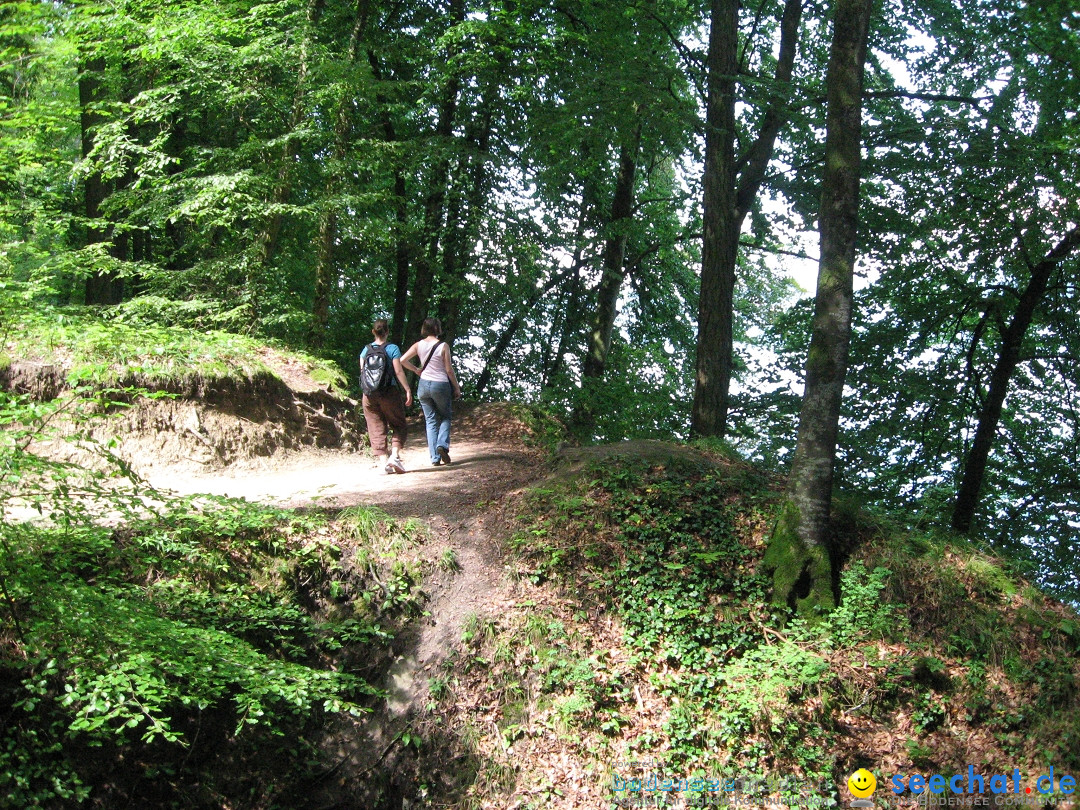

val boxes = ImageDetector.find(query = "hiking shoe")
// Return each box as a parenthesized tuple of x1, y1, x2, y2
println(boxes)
(437, 446, 451, 465)
(387, 457, 405, 474)
(432, 460, 442, 467)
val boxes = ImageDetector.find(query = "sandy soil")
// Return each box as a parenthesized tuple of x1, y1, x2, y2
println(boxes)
(144, 404, 544, 514)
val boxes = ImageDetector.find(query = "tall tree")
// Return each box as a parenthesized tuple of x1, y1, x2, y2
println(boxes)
(951, 226, 1080, 533)
(582, 127, 642, 382)
(692, 0, 805, 438)
(782, 0, 1080, 595)
(406, 0, 465, 344)
(364, 21, 418, 347)
(765, 0, 873, 615)
(309, 0, 371, 348)
(569, 128, 641, 432)
(691, 0, 739, 438)
(250, 0, 324, 324)
(78, 47, 125, 305)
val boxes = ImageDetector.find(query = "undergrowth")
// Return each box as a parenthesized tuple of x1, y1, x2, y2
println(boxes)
(461, 452, 1080, 808)
(0, 389, 405, 807)
(4, 302, 346, 390)
(507, 402, 570, 455)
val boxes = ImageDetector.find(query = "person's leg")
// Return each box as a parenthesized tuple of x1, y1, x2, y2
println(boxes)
(429, 382, 453, 460)
(381, 390, 409, 471)
(417, 380, 440, 464)
(362, 394, 389, 468)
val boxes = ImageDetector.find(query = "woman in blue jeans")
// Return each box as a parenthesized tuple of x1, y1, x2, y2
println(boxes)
(401, 317, 462, 466)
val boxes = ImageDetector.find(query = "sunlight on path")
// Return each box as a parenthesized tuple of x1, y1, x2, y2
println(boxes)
(143, 440, 514, 509)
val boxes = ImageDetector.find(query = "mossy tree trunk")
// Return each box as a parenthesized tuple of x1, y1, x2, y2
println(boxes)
(765, 0, 873, 617)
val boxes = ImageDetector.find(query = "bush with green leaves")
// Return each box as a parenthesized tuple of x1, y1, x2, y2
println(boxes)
(0, 389, 376, 806)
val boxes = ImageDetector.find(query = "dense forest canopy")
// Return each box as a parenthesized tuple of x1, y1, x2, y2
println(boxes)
(2, 0, 1078, 598)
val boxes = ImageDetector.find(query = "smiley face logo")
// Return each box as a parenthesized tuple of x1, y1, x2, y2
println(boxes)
(848, 769, 877, 799)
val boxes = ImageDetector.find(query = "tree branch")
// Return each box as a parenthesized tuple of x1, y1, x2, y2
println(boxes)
(641, 8, 706, 99)
(734, 0, 803, 219)
(865, 90, 993, 105)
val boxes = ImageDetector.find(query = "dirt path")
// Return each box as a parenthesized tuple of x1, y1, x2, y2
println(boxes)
(145, 404, 542, 514)
(143, 403, 547, 803)
(144, 407, 546, 664)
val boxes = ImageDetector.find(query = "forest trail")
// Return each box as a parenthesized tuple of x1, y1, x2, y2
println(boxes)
(144, 401, 547, 687)
(144, 403, 542, 514)
(142, 401, 549, 791)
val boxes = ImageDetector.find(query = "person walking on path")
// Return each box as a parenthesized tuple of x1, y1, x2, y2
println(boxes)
(359, 319, 412, 474)
(401, 317, 462, 466)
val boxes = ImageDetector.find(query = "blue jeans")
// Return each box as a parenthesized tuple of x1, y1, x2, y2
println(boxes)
(417, 379, 452, 463)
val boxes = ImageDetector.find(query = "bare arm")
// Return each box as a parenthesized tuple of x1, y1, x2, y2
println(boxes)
(443, 345, 462, 399)
(400, 342, 421, 376)
(392, 358, 412, 407)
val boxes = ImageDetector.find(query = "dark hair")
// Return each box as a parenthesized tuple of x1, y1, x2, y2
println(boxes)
(372, 319, 389, 339)
(420, 317, 442, 338)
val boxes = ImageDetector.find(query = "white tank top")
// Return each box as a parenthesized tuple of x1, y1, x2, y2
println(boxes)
(419, 340, 449, 382)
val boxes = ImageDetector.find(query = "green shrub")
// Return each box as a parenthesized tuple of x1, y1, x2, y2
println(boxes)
(6, 303, 346, 391)
(0, 390, 376, 805)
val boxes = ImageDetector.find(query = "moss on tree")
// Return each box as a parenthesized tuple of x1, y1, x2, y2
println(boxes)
(764, 499, 835, 618)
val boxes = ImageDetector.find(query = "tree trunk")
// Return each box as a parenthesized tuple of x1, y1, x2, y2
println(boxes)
(79, 53, 124, 305)
(582, 127, 642, 380)
(391, 171, 411, 346)
(252, 0, 324, 321)
(365, 47, 411, 347)
(309, 1, 370, 347)
(475, 263, 583, 397)
(570, 127, 640, 432)
(543, 197, 591, 390)
(734, 0, 803, 219)
(437, 177, 465, 341)
(951, 225, 1080, 533)
(764, 0, 872, 617)
(692, 0, 803, 438)
(310, 209, 336, 346)
(406, 0, 465, 344)
(690, 0, 739, 438)
(544, 270, 584, 390)
(439, 93, 494, 342)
